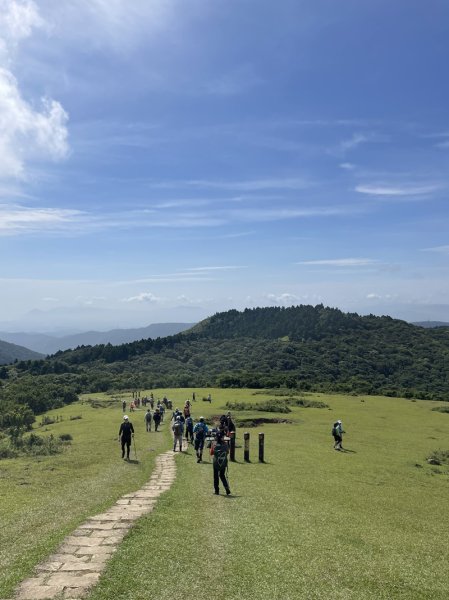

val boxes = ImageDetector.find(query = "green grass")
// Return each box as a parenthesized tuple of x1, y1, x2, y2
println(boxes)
(2, 389, 449, 599)
(0, 392, 169, 598)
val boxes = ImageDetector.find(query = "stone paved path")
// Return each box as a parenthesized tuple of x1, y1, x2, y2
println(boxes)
(12, 450, 176, 600)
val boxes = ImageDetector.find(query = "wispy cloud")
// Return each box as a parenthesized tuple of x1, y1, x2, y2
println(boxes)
(181, 266, 247, 273)
(340, 162, 356, 170)
(355, 183, 440, 196)
(421, 245, 449, 253)
(0, 204, 83, 234)
(297, 258, 379, 267)
(150, 177, 311, 192)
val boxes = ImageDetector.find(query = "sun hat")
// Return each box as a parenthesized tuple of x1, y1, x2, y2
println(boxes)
(123, 415, 129, 420)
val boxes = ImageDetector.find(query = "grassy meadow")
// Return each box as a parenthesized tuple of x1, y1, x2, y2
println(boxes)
(1, 388, 449, 599)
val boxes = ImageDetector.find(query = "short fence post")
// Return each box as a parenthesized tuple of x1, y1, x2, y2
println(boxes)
(229, 431, 236, 462)
(258, 432, 265, 463)
(244, 432, 250, 462)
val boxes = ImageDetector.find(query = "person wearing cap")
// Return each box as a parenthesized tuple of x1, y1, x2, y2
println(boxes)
(118, 415, 135, 460)
(172, 415, 183, 452)
(332, 420, 344, 450)
(193, 416, 209, 463)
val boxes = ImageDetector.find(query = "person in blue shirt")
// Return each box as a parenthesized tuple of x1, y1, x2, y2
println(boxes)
(193, 417, 209, 463)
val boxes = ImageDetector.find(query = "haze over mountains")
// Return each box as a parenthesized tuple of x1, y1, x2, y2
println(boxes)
(0, 323, 194, 356)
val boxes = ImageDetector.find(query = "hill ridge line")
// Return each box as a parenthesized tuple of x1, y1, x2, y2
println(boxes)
(12, 450, 176, 600)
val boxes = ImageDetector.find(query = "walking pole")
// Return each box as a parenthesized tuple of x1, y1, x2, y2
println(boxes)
(133, 436, 138, 461)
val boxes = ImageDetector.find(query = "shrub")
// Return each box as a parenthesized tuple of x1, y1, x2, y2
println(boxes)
(427, 450, 449, 465)
(40, 416, 56, 426)
(59, 433, 73, 442)
(70, 415, 82, 420)
(432, 406, 449, 414)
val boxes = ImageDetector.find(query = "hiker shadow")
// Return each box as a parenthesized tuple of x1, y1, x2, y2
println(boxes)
(127, 459, 139, 464)
(341, 448, 356, 454)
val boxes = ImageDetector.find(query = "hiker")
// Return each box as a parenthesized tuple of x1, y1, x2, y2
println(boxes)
(184, 401, 191, 419)
(159, 404, 165, 422)
(130, 401, 135, 412)
(144, 409, 152, 432)
(192, 391, 196, 402)
(172, 416, 183, 452)
(118, 415, 134, 460)
(207, 393, 212, 403)
(332, 420, 344, 450)
(153, 408, 162, 432)
(122, 399, 126, 412)
(226, 412, 235, 435)
(193, 416, 208, 463)
(150, 394, 154, 409)
(210, 432, 231, 495)
(185, 415, 194, 443)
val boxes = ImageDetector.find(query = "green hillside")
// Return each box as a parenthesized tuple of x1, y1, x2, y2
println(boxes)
(1, 305, 449, 433)
(0, 339, 44, 365)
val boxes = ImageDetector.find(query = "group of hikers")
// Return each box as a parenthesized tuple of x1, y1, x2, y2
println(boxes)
(118, 396, 232, 495)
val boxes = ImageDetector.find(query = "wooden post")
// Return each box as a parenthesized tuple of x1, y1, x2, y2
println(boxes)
(259, 432, 265, 463)
(229, 431, 236, 462)
(244, 432, 250, 462)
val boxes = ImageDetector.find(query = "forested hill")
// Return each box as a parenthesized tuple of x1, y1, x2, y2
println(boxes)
(189, 305, 406, 340)
(0, 340, 44, 365)
(4, 305, 449, 403)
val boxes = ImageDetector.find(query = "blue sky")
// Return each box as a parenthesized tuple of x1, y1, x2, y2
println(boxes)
(1, 0, 449, 332)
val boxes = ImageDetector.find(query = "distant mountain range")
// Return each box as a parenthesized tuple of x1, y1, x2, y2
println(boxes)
(412, 321, 449, 328)
(0, 323, 194, 355)
(0, 340, 44, 365)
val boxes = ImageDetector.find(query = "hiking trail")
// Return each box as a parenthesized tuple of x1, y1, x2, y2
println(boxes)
(11, 450, 176, 600)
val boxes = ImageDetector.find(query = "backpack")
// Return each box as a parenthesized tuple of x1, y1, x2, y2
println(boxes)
(214, 443, 228, 469)
(145, 412, 152, 422)
(173, 422, 182, 436)
(195, 424, 206, 440)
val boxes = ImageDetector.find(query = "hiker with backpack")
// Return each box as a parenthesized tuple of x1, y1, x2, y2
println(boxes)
(185, 415, 194, 443)
(118, 415, 134, 460)
(332, 420, 344, 450)
(144, 409, 152, 432)
(122, 399, 126, 413)
(193, 417, 208, 463)
(172, 415, 184, 452)
(210, 432, 231, 495)
(153, 408, 162, 432)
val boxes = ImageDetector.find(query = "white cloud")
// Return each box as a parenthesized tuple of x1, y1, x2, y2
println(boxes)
(355, 184, 439, 196)
(421, 245, 449, 253)
(0, 204, 82, 234)
(340, 162, 355, 170)
(181, 266, 247, 272)
(265, 293, 300, 306)
(0, 1, 69, 180)
(152, 177, 311, 192)
(297, 258, 378, 267)
(0, 0, 43, 47)
(121, 292, 162, 303)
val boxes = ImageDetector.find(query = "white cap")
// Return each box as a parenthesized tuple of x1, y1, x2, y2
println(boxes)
(123, 415, 129, 420)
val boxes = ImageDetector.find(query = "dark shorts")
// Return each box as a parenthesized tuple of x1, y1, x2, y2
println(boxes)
(194, 437, 205, 451)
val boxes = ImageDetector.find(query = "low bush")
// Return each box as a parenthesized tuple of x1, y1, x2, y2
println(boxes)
(226, 399, 291, 413)
(69, 415, 82, 420)
(40, 416, 56, 426)
(59, 433, 73, 442)
(427, 450, 449, 465)
(431, 406, 449, 414)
